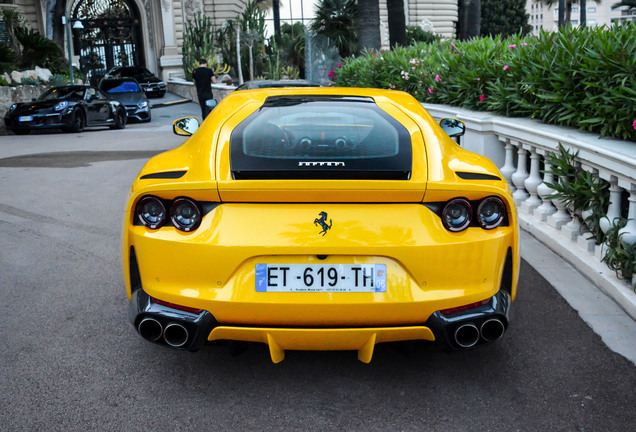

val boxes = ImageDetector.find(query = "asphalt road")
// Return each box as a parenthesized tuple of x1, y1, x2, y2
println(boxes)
(1, 96, 635, 431)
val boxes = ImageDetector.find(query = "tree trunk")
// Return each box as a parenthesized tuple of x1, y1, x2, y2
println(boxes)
(357, 0, 381, 53)
(248, 43, 254, 81)
(466, 0, 481, 39)
(564, 0, 573, 27)
(236, 26, 244, 85)
(386, 0, 406, 48)
(580, 0, 587, 28)
(52, 0, 67, 48)
(273, 0, 281, 37)
(558, 0, 565, 29)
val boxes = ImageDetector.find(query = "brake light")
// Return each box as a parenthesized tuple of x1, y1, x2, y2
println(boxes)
(152, 297, 203, 314)
(440, 299, 490, 315)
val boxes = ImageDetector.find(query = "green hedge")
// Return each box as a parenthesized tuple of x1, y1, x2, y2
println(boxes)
(335, 25, 636, 142)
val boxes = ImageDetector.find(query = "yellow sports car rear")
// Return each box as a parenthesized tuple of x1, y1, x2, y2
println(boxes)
(122, 87, 519, 363)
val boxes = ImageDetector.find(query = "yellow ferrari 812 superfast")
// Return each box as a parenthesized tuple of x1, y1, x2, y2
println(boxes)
(122, 87, 519, 363)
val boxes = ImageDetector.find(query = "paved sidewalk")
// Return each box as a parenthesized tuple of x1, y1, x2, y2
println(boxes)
(521, 229, 636, 366)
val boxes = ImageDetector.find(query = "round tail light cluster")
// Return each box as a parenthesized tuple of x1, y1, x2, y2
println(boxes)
(135, 196, 202, 232)
(441, 196, 506, 232)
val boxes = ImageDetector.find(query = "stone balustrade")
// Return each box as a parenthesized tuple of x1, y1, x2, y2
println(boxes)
(423, 103, 636, 319)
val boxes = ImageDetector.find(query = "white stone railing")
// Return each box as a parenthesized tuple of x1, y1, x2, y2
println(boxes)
(423, 103, 636, 319)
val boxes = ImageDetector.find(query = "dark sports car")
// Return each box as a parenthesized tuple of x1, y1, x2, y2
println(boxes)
(105, 66, 166, 98)
(4, 85, 127, 135)
(99, 78, 151, 122)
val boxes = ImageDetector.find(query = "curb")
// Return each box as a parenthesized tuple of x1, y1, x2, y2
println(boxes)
(519, 213, 636, 321)
(151, 99, 191, 109)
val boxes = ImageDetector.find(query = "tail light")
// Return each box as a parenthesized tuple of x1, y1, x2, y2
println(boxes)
(136, 196, 166, 229)
(170, 197, 202, 232)
(442, 198, 472, 232)
(477, 197, 505, 229)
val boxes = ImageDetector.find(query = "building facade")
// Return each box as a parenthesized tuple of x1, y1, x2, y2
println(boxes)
(526, 0, 635, 35)
(2, 0, 459, 81)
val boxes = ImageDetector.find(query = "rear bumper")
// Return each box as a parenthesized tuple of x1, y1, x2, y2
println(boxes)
(128, 287, 511, 362)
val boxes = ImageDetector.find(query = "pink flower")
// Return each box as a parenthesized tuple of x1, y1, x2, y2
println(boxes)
(503, 65, 509, 71)
(633, 119, 636, 130)
(509, 44, 517, 49)
(428, 51, 432, 54)
(328, 70, 335, 79)
(451, 45, 455, 50)
(479, 95, 485, 101)
(435, 75, 441, 82)
(374, 53, 378, 58)
(337, 63, 342, 68)
(521, 43, 528, 47)
(428, 88, 434, 94)
(477, 77, 481, 81)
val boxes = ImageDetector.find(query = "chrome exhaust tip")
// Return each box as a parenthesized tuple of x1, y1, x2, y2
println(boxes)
(480, 318, 505, 342)
(454, 323, 480, 348)
(138, 317, 163, 342)
(163, 323, 189, 348)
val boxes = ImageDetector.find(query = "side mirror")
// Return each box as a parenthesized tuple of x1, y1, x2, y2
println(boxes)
(205, 99, 217, 109)
(173, 116, 200, 136)
(440, 118, 466, 138)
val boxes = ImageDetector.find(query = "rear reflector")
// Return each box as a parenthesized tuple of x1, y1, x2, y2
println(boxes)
(440, 299, 490, 315)
(152, 297, 203, 314)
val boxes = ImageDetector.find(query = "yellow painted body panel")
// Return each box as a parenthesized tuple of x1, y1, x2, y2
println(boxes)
(122, 87, 519, 356)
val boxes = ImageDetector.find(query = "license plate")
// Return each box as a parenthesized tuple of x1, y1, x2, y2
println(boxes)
(255, 264, 387, 293)
(18, 116, 33, 122)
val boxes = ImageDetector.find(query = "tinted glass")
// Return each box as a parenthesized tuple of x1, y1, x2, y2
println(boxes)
(101, 80, 141, 93)
(230, 96, 412, 180)
(39, 87, 84, 101)
(121, 67, 152, 77)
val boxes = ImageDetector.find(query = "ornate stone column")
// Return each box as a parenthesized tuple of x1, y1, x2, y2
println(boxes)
(159, 0, 182, 81)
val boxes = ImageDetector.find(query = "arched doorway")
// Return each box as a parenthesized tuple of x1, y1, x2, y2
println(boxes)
(71, 0, 145, 78)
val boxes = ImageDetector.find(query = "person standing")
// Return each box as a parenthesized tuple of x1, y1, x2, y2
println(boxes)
(192, 59, 217, 119)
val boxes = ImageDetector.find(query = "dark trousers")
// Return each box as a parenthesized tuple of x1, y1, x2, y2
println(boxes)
(199, 98, 210, 119)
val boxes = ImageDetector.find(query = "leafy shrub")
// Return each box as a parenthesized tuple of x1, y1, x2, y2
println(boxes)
(603, 219, 636, 287)
(543, 143, 634, 290)
(406, 26, 440, 45)
(20, 76, 41, 85)
(48, 74, 68, 86)
(0, 44, 16, 74)
(311, 0, 358, 58)
(270, 22, 306, 78)
(335, 25, 636, 142)
(0, 75, 8, 86)
(14, 27, 65, 71)
(544, 144, 609, 244)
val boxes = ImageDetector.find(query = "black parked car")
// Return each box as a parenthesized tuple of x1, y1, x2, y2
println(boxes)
(105, 66, 166, 98)
(99, 78, 151, 122)
(4, 85, 127, 135)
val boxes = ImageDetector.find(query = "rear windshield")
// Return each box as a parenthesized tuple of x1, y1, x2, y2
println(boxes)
(230, 96, 412, 180)
(101, 80, 140, 93)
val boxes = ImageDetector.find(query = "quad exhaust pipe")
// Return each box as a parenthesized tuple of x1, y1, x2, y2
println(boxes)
(163, 323, 189, 348)
(138, 317, 163, 342)
(454, 323, 480, 348)
(480, 318, 505, 342)
(453, 318, 505, 348)
(137, 318, 189, 348)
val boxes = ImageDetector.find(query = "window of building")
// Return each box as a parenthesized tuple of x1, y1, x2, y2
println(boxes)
(588, 7, 596, 13)
(587, 19, 597, 25)
(571, 20, 579, 25)
(572, 8, 578, 13)
(264, 0, 317, 36)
